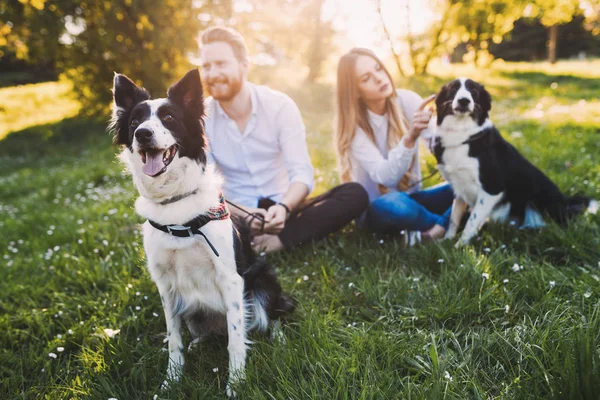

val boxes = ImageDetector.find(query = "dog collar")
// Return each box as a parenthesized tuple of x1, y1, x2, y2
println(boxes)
(158, 189, 199, 205)
(148, 192, 230, 257)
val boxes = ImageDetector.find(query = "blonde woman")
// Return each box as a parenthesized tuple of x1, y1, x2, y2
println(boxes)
(335, 48, 453, 242)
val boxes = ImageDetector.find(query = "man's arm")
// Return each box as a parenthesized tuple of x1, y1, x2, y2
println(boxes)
(262, 97, 314, 234)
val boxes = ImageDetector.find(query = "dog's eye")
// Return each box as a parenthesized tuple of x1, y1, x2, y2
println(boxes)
(163, 114, 174, 122)
(130, 119, 139, 128)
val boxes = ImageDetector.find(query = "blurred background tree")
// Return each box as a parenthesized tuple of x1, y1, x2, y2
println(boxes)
(1, 0, 599, 117)
(0, 0, 228, 113)
(59, 0, 207, 114)
(529, 0, 582, 63)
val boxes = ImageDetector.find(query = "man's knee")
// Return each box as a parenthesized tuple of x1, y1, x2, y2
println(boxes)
(336, 182, 369, 215)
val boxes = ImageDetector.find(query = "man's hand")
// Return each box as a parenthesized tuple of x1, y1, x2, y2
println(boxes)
(243, 208, 268, 236)
(262, 204, 287, 234)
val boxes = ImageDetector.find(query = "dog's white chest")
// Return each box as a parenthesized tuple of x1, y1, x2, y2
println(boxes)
(143, 222, 233, 314)
(439, 144, 481, 207)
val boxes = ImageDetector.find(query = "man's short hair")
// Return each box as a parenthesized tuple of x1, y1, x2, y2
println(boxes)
(200, 26, 249, 63)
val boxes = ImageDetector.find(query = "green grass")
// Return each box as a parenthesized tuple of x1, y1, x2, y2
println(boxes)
(1, 60, 599, 400)
(0, 80, 80, 141)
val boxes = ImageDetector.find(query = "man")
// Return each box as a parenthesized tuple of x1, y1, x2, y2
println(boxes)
(199, 26, 368, 253)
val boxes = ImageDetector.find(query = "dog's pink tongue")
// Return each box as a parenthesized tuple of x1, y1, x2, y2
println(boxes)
(142, 151, 165, 177)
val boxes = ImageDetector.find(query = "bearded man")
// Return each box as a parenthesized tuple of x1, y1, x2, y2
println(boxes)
(199, 26, 368, 253)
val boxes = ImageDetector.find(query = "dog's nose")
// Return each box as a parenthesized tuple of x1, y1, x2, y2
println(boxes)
(457, 98, 471, 107)
(135, 128, 153, 142)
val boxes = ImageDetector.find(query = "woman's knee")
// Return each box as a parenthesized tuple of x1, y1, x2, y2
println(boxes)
(368, 192, 412, 221)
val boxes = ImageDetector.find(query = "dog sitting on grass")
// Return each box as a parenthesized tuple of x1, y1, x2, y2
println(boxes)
(432, 77, 598, 246)
(109, 68, 295, 397)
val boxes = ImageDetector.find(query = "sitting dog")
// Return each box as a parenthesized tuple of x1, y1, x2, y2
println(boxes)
(110, 68, 295, 396)
(432, 77, 597, 246)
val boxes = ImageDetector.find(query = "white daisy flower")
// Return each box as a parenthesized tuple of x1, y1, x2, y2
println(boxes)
(103, 328, 120, 338)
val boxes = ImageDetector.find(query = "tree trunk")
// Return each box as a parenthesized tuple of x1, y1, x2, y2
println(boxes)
(377, 0, 405, 77)
(419, 1, 452, 75)
(547, 24, 558, 64)
(405, 0, 418, 74)
(306, 0, 325, 83)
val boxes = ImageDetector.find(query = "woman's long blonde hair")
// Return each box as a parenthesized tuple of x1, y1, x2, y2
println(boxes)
(334, 48, 414, 192)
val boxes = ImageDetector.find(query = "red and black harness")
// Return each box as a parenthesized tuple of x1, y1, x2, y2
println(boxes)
(148, 191, 230, 257)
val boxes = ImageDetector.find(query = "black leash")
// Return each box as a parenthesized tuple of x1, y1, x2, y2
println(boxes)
(407, 169, 440, 190)
(225, 199, 267, 232)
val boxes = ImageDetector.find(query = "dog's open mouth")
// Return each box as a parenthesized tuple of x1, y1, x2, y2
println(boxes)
(139, 144, 177, 177)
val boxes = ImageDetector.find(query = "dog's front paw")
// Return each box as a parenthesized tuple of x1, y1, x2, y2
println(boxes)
(226, 382, 237, 398)
(226, 370, 246, 398)
(455, 238, 468, 248)
(166, 362, 183, 384)
(160, 379, 170, 392)
(444, 229, 457, 240)
(187, 337, 201, 352)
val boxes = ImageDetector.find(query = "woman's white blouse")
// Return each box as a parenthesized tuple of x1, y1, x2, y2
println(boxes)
(350, 89, 435, 203)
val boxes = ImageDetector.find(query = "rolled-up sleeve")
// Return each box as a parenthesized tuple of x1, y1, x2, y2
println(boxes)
(276, 98, 314, 192)
(351, 128, 416, 188)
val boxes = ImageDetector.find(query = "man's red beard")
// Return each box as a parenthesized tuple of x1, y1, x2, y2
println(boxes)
(206, 75, 243, 101)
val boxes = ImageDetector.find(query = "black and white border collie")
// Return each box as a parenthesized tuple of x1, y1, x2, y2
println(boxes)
(433, 77, 597, 247)
(110, 68, 295, 396)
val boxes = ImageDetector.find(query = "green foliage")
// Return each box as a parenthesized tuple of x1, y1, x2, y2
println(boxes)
(60, 0, 208, 115)
(446, 0, 526, 65)
(528, 0, 580, 26)
(0, 1, 232, 115)
(0, 0, 77, 69)
(1, 60, 600, 399)
(489, 15, 600, 61)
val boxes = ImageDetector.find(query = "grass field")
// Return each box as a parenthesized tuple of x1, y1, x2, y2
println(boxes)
(1, 60, 599, 399)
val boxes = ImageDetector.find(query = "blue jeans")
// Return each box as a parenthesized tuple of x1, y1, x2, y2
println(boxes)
(366, 183, 454, 233)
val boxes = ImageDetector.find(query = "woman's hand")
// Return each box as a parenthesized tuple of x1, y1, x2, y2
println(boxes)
(405, 94, 436, 148)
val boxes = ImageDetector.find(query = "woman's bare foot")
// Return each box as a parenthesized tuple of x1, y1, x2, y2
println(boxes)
(252, 234, 284, 254)
(422, 224, 446, 242)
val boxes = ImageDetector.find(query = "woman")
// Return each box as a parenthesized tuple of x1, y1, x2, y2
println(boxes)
(334, 48, 453, 242)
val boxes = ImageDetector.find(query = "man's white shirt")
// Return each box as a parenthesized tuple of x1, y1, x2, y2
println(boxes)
(205, 83, 314, 208)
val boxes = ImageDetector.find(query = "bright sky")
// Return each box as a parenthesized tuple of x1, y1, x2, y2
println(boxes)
(323, 0, 435, 54)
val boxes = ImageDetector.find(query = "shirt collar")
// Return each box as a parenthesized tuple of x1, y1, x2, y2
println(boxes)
(367, 108, 387, 128)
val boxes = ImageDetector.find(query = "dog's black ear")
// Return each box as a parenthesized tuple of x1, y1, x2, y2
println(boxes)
(435, 83, 451, 126)
(479, 84, 492, 114)
(476, 83, 492, 125)
(167, 68, 204, 117)
(112, 73, 150, 111)
(111, 73, 150, 147)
